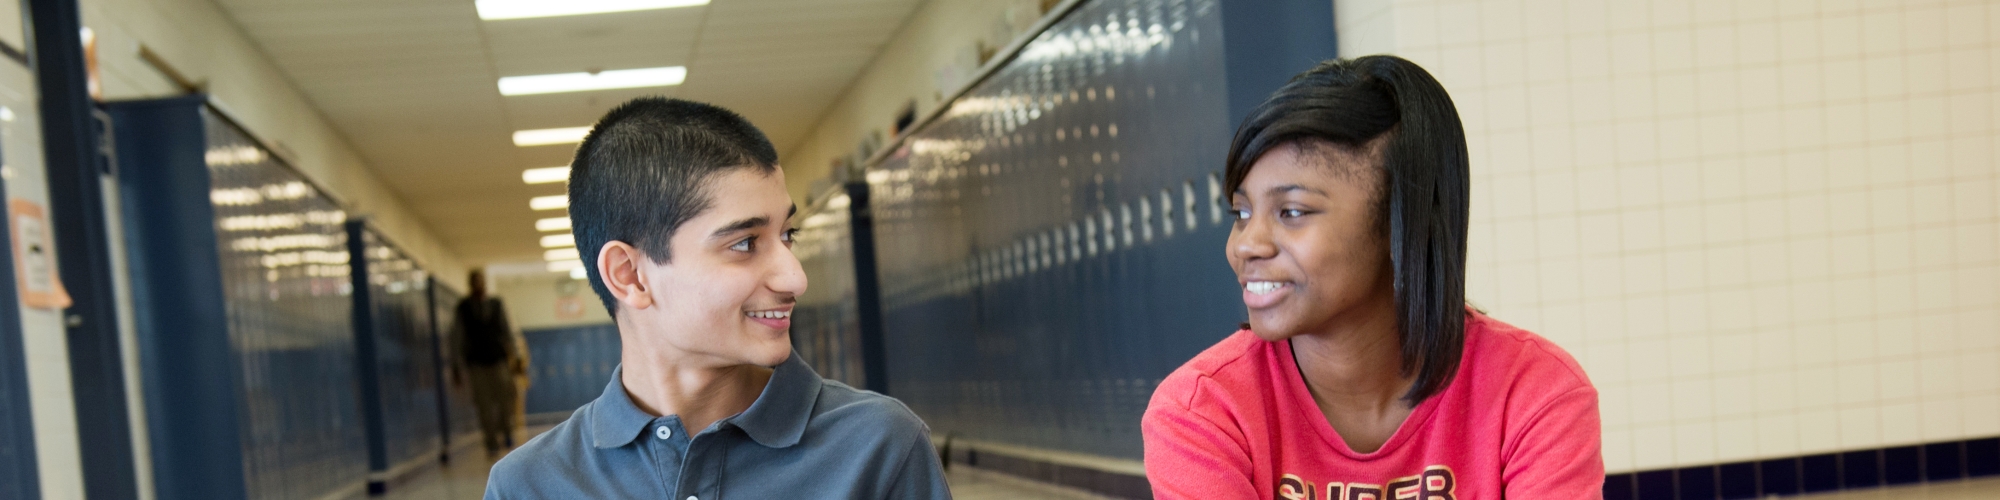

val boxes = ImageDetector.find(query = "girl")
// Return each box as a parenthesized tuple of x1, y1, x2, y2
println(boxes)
(1142, 55, 1603, 499)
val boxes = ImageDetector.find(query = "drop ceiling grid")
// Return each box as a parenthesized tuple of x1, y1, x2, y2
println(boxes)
(207, 0, 932, 264)
(479, 10, 708, 76)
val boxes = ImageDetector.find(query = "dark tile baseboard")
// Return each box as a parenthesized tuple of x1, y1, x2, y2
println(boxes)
(941, 443, 1152, 499)
(942, 435, 2000, 499)
(1605, 436, 2000, 499)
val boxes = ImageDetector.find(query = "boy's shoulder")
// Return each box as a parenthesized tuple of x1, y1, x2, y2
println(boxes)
(807, 379, 931, 438)
(485, 404, 601, 497)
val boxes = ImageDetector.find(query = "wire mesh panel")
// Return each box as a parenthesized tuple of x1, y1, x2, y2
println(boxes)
(352, 226, 443, 480)
(792, 193, 868, 389)
(862, 0, 1242, 459)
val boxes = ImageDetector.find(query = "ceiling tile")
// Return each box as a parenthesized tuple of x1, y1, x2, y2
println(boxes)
(211, 0, 931, 265)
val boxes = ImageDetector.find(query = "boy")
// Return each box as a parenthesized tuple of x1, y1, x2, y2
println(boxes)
(487, 98, 949, 499)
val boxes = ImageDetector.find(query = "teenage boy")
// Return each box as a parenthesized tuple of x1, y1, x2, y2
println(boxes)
(487, 98, 949, 499)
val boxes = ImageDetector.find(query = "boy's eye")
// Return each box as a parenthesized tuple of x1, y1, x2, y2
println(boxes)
(782, 228, 799, 245)
(1230, 208, 1250, 220)
(1279, 209, 1305, 218)
(730, 236, 755, 252)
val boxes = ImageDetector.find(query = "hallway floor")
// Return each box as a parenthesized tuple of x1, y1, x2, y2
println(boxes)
(376, 426, 1116, 500)
(1788, 476, 2000, 499)
(382, 448, 2000, 500)
(379, 426, 2000, 500)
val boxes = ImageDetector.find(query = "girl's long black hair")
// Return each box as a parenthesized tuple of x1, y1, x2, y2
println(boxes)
(1224, 55, 1470, 405)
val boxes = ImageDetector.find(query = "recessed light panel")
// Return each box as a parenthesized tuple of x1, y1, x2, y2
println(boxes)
(477, 0, 709, 20)
(523, 166, 571, 184)
(541, 234, 576, 248)
(499, 67, 686, 96)
(514, 127, 592, 147)
(544, 248, 581, 261)
(535, 217, 571, 232)
(529, 195, 568, 211)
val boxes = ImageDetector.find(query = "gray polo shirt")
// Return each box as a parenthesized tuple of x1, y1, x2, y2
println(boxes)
(485, 352, 949, 499)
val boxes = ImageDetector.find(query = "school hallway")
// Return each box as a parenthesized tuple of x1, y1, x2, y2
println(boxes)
(4, 0, 2000, 499)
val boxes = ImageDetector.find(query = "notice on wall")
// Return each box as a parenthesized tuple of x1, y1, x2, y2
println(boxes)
(554, 296, 584, 320)
(10, 198, 70, 309)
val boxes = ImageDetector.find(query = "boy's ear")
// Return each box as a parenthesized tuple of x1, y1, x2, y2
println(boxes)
(598, 241, 654, 311)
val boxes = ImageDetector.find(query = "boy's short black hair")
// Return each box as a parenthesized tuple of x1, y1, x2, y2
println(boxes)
(1224, 55, 1470, 405)
(568, 97, 779, 317)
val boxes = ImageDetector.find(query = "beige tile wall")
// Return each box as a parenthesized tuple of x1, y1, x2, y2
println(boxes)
(1341, 0, 2000, 473)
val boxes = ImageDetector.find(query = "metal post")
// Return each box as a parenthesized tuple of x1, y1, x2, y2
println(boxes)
(0, 165, 39, 500)
(29, 0, 139, 497)
(843, 181, 890, 395)
(345, 220, 389, 492)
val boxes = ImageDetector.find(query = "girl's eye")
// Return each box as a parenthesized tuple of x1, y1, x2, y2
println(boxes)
(1279, 209, 1305, 218)
(782, 228, 799, 246)
(1230, 208, 1250, 220)
(730, 237, 755, 252)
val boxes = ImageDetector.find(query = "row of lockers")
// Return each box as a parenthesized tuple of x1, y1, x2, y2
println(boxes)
(110, 96, 481, 499)
(793, 0, 1253, 460)
(522, 323, 620, 418)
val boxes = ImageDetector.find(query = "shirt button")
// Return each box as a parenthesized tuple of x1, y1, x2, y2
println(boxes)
(655, 426, 672, 440)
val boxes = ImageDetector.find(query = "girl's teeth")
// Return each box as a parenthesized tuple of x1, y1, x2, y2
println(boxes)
(1245, 281, 1285, 294)
(747, 311, 790, 319)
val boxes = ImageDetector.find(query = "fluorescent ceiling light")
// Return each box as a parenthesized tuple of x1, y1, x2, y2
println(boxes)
(477, 0, 709, 20)
(544, 248, 581, 261)
(570, 266, 588, 279)
(535, 217, 571, 232)
(541, 234, 576, 248)
(500, 67, 687, 96)
(530, 195, 568, 210)
(514, 127, 592, 147)
(523, 166, 571, 184)
(546, 259, 584, 272)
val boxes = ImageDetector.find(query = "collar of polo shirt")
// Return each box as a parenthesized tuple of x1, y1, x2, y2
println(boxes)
(589, 351, 819, 449)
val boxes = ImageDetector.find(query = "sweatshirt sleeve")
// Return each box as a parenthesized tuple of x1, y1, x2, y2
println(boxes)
(1500, 385, 1604, 498)
(1142, 377, 1260, 500)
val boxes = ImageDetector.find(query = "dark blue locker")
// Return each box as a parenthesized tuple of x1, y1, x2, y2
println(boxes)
(345, 221, 444, 492)
(791, 184, 873, 390)
(109, 96, 367, 500)
(863, 0, 1246, 459)
(795, 0, 1335, 461)
(521, 323, 621, 418)
(0, 117, 39, 500)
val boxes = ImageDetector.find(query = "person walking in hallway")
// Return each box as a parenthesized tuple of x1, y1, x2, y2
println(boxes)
(454, 269, 526, 457)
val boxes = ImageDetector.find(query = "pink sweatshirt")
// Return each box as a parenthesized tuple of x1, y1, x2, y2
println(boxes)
(1142, 311, 1602, 499)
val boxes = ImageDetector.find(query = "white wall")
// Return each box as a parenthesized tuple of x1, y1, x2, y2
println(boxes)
(492, 274, 611, 332)
(0, 22, 87, 499)
(0, 1, 474, 498)
(1343, 0, 2000, 473)
(78, 0, 467, 288)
